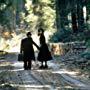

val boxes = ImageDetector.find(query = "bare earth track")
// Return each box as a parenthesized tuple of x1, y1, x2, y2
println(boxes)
(0, 53, 90, 90)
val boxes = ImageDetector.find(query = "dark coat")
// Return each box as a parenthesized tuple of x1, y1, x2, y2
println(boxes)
(20, 37, 39, 61)
(37, 34, 52, 61)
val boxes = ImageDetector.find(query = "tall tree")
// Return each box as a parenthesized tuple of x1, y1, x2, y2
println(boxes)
(86, 0, 90, 27)
(71, 0, 78, 33)
(77, 0, 84, 32)
(0, 0, 16, 31)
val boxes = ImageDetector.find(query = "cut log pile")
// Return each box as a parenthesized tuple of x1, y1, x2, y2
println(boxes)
(50, 42, 90, 70)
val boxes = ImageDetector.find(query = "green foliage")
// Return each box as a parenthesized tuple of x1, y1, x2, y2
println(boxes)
(86, 39, 90, 47)
(50, 29, 73, 42)
(24, 0, 56, 32)
(0, 0, 14, 30)
(81, 52, 90, 59)
(50, 29, 89, 43)
(0, 0, 89, 43)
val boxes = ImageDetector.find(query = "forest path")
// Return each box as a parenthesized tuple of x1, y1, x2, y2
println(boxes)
(0, 52, 89, 90)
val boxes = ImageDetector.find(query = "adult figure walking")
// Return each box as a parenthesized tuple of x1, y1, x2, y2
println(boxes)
(37, 28, 52, 69)
(20, 32, 39, 70)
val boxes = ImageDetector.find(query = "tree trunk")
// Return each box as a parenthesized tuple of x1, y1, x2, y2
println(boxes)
(71, 11, 78, 33)
(77, 0, 84, 32)
(56, 0, 61, 31)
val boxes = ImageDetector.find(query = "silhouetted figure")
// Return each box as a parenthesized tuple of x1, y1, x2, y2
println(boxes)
(37, 28, 52, 69)
(20, 32, 39, 70)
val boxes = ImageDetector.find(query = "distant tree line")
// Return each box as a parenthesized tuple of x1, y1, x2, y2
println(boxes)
(56, 0, 90, 33)
(0, 0, 90, 41)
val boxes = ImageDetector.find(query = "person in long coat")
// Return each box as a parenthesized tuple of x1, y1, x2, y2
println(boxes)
(37, 28, 52, 69)
(20, 32, 39, 70)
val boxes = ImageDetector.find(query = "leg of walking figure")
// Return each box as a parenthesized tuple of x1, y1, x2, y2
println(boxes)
(45, 61, 48, 69)
(24, 60, 28, 70)
(28, 60, 31, 70)
(39, 61, 44, 69)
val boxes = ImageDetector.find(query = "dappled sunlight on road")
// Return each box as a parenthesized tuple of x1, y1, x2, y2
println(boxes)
(10, 61, 24, 71)
(10, 84, 51, 88)
(0, 52, 90, 90)
(11, 61, 23, 67)
(52, 69, 79, 75)
(10, 68, 24, 72)
(0, 61, 11, 67)
(35, 69, 51, 72)
(52, 69, 88, 88)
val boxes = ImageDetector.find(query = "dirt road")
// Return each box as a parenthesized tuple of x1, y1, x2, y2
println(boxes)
(0, 53, 89, 90)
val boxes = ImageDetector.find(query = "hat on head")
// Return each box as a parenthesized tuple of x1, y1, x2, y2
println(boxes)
(27, 32, 32, 36)
(38, 28, 44, 33)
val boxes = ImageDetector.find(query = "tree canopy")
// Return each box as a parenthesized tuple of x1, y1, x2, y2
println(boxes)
(0, 0, 90, 42)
